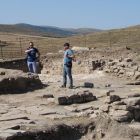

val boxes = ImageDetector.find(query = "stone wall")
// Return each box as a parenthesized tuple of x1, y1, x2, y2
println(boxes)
(40, 51, 107, 75)
(0, 59, 42, 73)
(103, 58, 140, 81)
(0, 68, 43, 93)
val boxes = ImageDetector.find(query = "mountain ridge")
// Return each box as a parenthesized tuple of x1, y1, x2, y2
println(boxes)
(16, 23, 103, 36)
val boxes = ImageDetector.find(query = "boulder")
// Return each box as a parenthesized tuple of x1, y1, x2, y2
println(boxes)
(104, 95, 120, 104)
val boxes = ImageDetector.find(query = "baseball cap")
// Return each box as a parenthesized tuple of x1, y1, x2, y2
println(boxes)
(63, 43, 69, 47)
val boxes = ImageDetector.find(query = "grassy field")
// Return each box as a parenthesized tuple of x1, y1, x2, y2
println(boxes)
(0, 24, 140, 59)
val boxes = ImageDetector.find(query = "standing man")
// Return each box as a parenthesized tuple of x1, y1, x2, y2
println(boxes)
(25, 42, 40, 74)
(61, 43, 75, 89)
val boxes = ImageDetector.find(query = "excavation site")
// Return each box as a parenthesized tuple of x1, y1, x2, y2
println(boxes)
(0, 46, 140, 140)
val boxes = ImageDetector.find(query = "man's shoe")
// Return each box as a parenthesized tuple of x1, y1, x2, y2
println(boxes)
(61, 85, 66, 88)
(69, 86, 73, 89)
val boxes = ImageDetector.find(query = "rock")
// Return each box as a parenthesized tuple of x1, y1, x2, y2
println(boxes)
(77, 105, 93, 112)
(67, 93, 80, 99)
(99, 105, 111, 112)
(128, 93, 140, 98)
(85, 96, 96, 101)
(108, 62, 116, 66)
(0, 72, 5, 75)
(123, 97, 140, 106)
(110, 110, 133, 121)
(104, 95, 120, 104)
(97, 129, 104, 139)
(125, 72, 135, 77)
(72, 46, 90, 51)
(112, 105, 134, 111)
(64, 106, 77, 112)
(112, 101, 126, 105)
(0, 114, 28, 121)
(90, 113, 98, 119)
(43, 94, 54, 98)
(54, 95, 67, 105)
(84, 82, 94, 88)
(124, 58, 132, 62)
(134, 110, 140, 120)
(104, 69, 111, 73)
(100, 90, 114, 96)
(126, 81, 140, 85)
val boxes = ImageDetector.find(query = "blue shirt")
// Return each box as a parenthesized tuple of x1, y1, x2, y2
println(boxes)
(64, 49, 74, 65)
(26, 47, 39, 62)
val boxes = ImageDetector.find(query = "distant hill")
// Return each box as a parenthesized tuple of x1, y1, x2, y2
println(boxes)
(0, 24, 65, 38)
(16, 23, 103, 36)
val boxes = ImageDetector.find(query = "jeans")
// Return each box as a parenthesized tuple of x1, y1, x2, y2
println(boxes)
(63, 65, 73, 87)
(27, 61, 38, 74)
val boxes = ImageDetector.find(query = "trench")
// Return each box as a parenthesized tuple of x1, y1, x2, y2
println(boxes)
(8, 122, 95, 140)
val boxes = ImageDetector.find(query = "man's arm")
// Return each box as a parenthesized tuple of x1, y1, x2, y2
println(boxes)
(25, 48, 33, 53)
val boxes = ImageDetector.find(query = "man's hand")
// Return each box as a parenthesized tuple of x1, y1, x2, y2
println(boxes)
(30, 48, 34, 51)
(65, 53, 68, 57)
(25, 48, 34, 53)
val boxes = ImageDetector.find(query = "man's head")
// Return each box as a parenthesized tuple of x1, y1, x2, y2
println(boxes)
(63, 43, 69, 50)
(29, 42, 34, 48)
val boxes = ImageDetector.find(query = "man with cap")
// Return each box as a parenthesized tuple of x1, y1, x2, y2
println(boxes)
(61, 43, 75, 89)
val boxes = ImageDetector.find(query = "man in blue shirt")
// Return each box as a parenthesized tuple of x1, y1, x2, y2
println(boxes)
(61, 43, 75, 89)
(25, 42, 40, 74)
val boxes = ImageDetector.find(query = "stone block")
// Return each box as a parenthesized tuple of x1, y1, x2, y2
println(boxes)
(72, 97, 83, 103)
(67, 98, 73, 104)
(54, 96, 67, 105)
(85, 96, 96, 102)
(67, 93, 80, 99)
(84, 82, 94, 88)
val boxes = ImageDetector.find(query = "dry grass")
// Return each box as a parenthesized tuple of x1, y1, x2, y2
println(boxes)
(0, 24, 140, 59)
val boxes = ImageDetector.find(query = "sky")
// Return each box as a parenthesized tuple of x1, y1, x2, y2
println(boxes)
(0, 0, 140, 30)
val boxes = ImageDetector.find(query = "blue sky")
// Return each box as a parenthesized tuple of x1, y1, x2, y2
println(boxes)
(0, 0, 140, 30)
